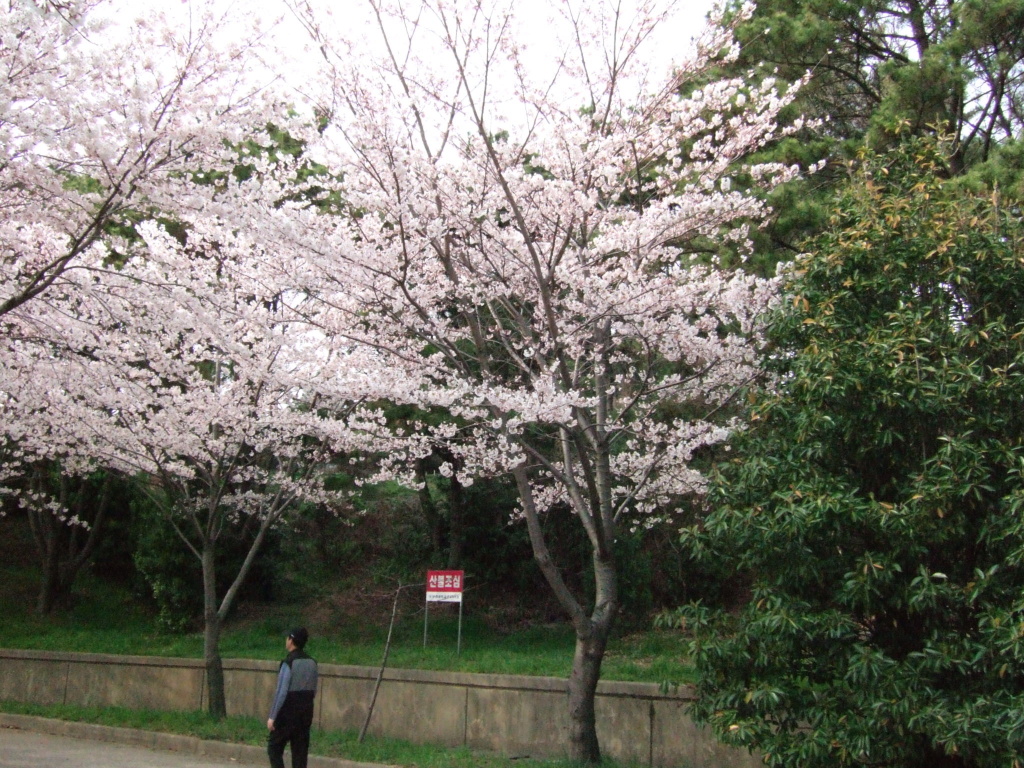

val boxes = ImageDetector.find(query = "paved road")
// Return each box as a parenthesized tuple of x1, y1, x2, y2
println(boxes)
(0, 728, 254, 768)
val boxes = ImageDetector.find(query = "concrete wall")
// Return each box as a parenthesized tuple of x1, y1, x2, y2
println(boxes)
(0, 649, 759, 768)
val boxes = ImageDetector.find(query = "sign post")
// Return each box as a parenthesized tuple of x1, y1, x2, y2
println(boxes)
(424, 569, 464, 654)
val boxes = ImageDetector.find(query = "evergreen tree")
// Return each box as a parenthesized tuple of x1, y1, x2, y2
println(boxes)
(680, 134, 1024, 768)
(715, 0, 1024, 261)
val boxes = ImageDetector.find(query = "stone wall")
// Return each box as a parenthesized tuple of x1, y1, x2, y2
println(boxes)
(0, 649, 758, 768)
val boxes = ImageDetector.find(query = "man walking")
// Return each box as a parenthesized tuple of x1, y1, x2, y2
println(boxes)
(267, 627, 318, 768)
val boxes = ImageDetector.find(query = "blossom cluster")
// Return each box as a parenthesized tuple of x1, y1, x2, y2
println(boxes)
(1, 0, 803, 555)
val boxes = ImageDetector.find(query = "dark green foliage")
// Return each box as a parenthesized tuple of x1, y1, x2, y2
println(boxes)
(0, 518, 693, 684)
(131, 487, 277, 633)
(440, 475, 538, 595)
(678, 137, 1024, 767)
(86, 478, 137, 584)
(725, 0, 1024, 164)
(712, 0, 1024, 266)
(131, 501, 204, 634)
(13, 464, 124, 613)
(267, 466, 687, 632)
(344, 480, 434, 585)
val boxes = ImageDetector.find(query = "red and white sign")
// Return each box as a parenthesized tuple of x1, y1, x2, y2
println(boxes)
(426, 570, 464, 602)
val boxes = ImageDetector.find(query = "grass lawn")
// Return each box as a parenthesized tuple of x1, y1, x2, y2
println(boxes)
(0, 522, 694, 685)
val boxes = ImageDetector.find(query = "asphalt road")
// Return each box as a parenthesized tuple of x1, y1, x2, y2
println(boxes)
(0, 728, 254, 768)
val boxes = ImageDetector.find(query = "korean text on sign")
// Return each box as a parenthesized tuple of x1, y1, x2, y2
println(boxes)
(426, 570, 464, 602)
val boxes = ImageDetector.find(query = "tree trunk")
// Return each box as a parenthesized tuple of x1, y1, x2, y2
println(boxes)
(567, 612, 614, 764)
(512, 465, 619, 765)
(198, 503, 280, 720)
(201, 543, 226, 719)
(36, 513, 64, 614)
(567, 551, 618, 764)
(37, 565, 75, 614)
(33, 472, 111, 615)
(415, 459, 445, 562)
(37, 573, 65, 614)
(204, 618, 226, 719)
(445, 470, 464, 569)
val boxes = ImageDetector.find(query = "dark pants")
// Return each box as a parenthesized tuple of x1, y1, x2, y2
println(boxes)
(267, 719, 311, 768)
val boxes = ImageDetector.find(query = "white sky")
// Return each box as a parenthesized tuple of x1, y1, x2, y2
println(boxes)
(285, 0, 721, 68)
(105, 0, 719, 102)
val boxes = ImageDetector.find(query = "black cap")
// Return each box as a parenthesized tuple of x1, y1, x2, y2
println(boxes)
(287, 627, 309, 649)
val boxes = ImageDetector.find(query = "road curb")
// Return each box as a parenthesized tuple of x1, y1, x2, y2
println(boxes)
(0, 713, 393, 768)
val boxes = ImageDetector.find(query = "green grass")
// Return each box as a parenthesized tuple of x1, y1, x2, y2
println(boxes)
(0, 700, 645, 768)
(0, 567, 694, 685)
(0, 511, 694, 687)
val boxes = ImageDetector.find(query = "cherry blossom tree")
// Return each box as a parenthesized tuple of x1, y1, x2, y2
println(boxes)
(0, 0, 349, 716)
(20, 213, 366, 717)
(232, 0, 809, 760)
(0, 0, 281, 493)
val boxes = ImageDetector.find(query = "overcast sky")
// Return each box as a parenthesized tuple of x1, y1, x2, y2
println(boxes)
(105, 0, 719, 99)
